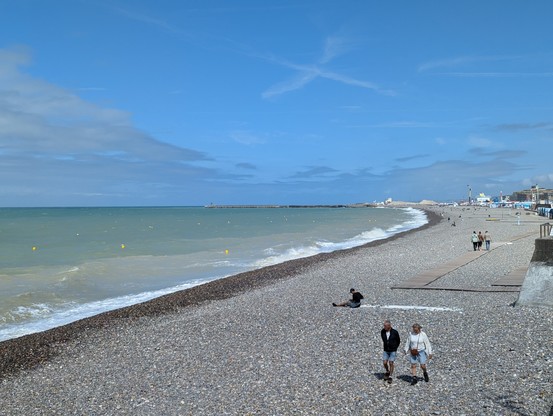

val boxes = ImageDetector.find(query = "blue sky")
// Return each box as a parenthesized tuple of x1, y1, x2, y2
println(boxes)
(1, 0, 552, 206)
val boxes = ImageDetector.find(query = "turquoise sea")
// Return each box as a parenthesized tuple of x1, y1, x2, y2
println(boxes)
(0, 206, 427, 341)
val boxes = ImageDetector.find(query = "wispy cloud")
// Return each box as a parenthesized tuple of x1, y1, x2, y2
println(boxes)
(77, 87, 106, 92)
(438, 72, 553, 78)
(469, 148, 526, 159)
(418, 56, 480, 72)
(262, 70, 319, 98)
(339, 105, 362, 111)
(236, 162, 257, 170)
(109, 5, 182, 34)
(529, 173, 553, 186)
(495, 122, 553, 132)
(363, 121, 442, 128)
(395, 154, 430, 163)
(320, 36, 354, 64)
(418, 54, 553, 79)
(289, 166, 339, 179)
(229, 130, 266, 145)
(418, 54, 521, 72)
(468, 136, 494, 148)
(261, 36, 393, 99)
(0, 47, 223, 206)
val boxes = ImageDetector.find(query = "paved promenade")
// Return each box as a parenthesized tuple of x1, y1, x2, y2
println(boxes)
(392, 230, 537, 292)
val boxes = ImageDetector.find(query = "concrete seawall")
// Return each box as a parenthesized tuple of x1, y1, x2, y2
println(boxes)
(516, 237, 553, 307)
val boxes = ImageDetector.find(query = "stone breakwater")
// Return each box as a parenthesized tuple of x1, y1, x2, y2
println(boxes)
(1, 207, 552, 415)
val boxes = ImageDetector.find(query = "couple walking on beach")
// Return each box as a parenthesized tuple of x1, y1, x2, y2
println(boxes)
(471, 231, 491, 251)
(331, 291, 433, 385)
(381, 321, 433, 385)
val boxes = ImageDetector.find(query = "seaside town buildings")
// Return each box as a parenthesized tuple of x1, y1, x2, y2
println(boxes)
(460, 187, 552, 209)
(510, 186, 552, 204)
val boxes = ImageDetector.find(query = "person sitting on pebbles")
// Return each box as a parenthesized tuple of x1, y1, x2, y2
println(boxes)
(332, 288, 363, 308)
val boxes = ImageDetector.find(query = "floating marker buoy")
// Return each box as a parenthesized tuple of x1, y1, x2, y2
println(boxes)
(32, 246, 37, 251)
(121, 244, 125, 249)
(225, 249, 229, 255)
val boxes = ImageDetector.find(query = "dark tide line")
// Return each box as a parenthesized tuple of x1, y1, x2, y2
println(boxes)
(0, 209, 442, 379)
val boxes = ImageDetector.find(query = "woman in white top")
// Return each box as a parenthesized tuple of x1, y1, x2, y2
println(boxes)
(404, 323, 433, 385)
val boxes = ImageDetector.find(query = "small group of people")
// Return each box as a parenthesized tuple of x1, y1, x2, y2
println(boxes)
(471, 230, 491, 251)
(382, 320, 432, 385)
(332, 290, 433, 385)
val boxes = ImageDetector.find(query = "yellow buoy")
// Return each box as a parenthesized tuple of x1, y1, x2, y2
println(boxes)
(121, 244, 126, 249)
(32, 246, 37, 251)
(225, 249, 229, 255)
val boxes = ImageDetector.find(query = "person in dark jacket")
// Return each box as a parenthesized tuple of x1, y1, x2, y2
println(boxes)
(381, 320, 401, 384)
(332, 288, 363, 308)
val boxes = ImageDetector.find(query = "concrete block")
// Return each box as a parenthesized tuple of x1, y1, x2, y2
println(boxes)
(516, 237, 553, 307)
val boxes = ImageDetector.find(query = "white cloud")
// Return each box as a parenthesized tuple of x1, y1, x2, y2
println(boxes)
(289, 166, 339, 179)
(523, 173, 553, 189)
(108, 5, 183, 35)
(236, 162, 256, 170)
(439, 72, 553, 78)
(262, 71, 319, 99)
(0, 47, 217, 206)
(229, 130, 266, 145)
(468, 136, 494, 148)
(418, 56, 483, 72)
(418, 54, 521, 72)
(77, 87, 106, 92)
(320, 36, 352, 64)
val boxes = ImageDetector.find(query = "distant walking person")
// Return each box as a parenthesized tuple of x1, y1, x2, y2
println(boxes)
(381, 320, 401, 384)
(477, 231, 484, 251)
(471, 231, 479, 251)
(332, 288, 363, 308)
(484, 231, 491, 250)
(404, 323, 433, 385)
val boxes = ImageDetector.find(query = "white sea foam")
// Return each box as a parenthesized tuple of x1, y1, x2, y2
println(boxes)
(252, 208, 427, 268)
(0, 279, 213, 342)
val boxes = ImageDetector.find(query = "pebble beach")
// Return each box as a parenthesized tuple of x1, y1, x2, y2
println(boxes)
(1, 206, 552, 415)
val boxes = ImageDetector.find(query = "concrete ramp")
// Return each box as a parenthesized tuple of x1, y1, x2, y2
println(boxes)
(516, 237, 553, 308)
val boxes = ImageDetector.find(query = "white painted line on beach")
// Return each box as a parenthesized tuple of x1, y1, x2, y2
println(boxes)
(360, 304, 463, 313)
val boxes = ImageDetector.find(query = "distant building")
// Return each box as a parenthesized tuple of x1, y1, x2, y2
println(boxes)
(476, 193, 491, 205)
(511, 187, 553, 204)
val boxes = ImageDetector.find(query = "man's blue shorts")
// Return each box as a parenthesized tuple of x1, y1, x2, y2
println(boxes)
(382, 351, 397, 362)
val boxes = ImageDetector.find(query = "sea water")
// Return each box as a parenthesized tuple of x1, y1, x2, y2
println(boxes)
(0, 206, 427, 341)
